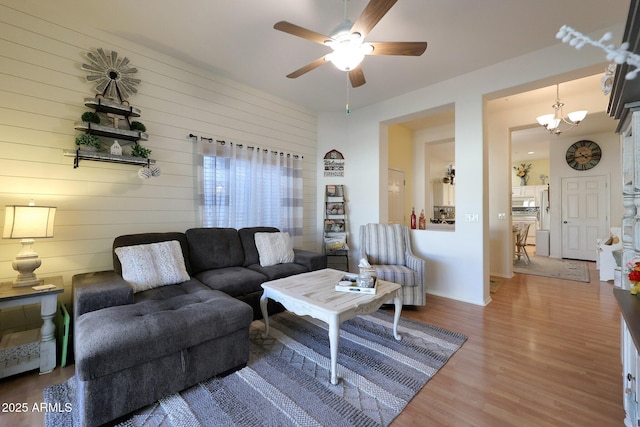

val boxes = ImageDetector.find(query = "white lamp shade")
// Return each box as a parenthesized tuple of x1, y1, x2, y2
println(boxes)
(327, 47, 365, 71)
(546, 118, 561, 130)
(567, 110, 588, 123)
(3, 205, 56, 239)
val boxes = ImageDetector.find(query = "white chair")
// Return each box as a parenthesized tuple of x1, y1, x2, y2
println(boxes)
(359, 223, 426, 306)
(596, 227, 623, 282)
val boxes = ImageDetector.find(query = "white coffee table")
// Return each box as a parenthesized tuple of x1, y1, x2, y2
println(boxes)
(260, 268, 402, 385)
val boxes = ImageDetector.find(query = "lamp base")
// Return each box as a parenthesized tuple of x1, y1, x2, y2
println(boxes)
(13, 278, 44, 288)
(12, 245, 43, 288)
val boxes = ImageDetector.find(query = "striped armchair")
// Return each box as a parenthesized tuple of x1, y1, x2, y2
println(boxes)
(359, 223, 425, 306)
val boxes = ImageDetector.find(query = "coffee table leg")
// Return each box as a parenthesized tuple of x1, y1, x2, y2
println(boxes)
(328, 315, 339, 385)
(393, 293, 403, 341)
(260, 294, 270, 337)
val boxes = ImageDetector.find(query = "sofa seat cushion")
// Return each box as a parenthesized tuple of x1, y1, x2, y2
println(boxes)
(195, 266, 267, 297)
(75, 289, 252, 381)
(246, 262, 308, 281)
(133, 278, 211, 303)
(373, 265, 420, 288)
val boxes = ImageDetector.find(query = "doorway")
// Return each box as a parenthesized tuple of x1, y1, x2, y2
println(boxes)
(561, 175, 608, 260)
(388, 168, 405, 225)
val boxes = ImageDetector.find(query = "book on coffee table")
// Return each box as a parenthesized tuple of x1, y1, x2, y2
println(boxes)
(335, 274, 377, 295)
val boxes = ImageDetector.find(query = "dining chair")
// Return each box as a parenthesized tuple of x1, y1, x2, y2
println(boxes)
(514, 223, 531, 264)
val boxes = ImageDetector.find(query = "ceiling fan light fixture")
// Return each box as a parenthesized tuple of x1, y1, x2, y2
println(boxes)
(326, 37, 370, 71)
(330, 18, 354, 39)
(274, 0, 428, 87)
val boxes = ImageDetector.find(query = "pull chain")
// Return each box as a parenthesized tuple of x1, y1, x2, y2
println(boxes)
(345, 73, 350, 116)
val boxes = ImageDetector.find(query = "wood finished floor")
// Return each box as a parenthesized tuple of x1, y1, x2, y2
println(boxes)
(0, 260, 625, 426)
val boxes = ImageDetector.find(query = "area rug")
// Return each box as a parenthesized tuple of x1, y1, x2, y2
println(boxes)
(514, 256, 590, 283)
(44, 310, 467, 427)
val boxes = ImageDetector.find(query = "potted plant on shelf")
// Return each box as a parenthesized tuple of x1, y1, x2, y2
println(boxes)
(130, 143, 151, 158)
(129, 121, 146, 132)
(81, 111, 100, 124)
(75, 134, 101, 151)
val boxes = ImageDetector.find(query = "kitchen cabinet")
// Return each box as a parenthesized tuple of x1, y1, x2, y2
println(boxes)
(614, 290, 640, 426)
(512, 185, 544, 198)
(608, 4, 640, 423)
(433, 182, 455, 206)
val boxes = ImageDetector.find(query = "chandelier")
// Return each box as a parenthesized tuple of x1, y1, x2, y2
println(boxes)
(536, 84, 587, 135)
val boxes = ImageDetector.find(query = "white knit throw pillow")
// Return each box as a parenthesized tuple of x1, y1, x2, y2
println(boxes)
(254, 232, 295, 267)
(115, 240, 190, 293)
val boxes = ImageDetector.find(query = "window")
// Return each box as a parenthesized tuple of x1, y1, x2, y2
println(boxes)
(198, 140, 303, 245)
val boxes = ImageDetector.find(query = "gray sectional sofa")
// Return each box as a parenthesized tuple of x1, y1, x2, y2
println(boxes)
(72, 226, 326, 426)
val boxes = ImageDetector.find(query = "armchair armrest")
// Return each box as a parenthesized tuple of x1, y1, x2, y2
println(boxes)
(405, 252, 426, 280)
(73, 270, 134, 321)
(293, 249, 327, 271)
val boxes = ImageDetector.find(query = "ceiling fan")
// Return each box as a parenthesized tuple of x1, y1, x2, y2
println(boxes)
(274, 0, 428, 88)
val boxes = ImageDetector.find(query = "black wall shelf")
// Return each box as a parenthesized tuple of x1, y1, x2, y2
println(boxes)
(63, 149, 155, 168)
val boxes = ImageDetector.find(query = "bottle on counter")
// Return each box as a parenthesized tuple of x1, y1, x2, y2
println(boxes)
(418, 209, 426, 230)
(410, 207, 416, 229)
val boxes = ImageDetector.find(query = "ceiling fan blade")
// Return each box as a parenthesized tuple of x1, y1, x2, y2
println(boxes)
(286, 55, 329, 79)
(349, 65, 366, 88)
(351, 0, 398, 38)
(368, 41, 428, 56)
(274, 21, 330, 45)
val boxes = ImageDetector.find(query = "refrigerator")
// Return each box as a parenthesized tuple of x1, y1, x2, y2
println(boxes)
(536, 188, 550, 256)
(539, 188, 550, 230)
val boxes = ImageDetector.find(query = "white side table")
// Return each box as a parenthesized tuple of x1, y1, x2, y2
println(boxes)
(0, 276, 63, 378)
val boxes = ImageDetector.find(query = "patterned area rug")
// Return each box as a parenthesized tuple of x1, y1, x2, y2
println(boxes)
(514, 256, 590, 283)
(44, 311, 466, 427)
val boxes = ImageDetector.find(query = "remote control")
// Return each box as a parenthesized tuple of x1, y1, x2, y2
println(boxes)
(32, 284, 56, 291)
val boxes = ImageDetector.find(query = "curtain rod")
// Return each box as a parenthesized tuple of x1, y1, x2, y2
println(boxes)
(188, 133, 303, 159)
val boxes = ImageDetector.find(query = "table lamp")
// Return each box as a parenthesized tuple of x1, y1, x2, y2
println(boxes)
(3, 203, 56, 287)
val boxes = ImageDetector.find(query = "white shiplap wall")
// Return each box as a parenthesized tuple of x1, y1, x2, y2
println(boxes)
(0, 4, 319, 310)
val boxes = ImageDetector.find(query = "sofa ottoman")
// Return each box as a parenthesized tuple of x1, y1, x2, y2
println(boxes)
(74, 288, 252, 427)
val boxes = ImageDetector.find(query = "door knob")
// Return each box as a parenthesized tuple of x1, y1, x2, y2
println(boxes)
(563, 220, 568, 224)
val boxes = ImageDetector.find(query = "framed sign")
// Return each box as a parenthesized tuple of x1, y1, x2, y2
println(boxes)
(323, 149, 345, 177)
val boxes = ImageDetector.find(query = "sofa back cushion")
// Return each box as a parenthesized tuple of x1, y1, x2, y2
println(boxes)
(185, 228, 245, 273)
(238, 227, 280, 266)
(360, 223, 407, 266)
(113, 232, 191, 275)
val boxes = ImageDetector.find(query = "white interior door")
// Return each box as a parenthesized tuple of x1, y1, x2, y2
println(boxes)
(561, 175, 608, 261)
(388, 169, 405, 225)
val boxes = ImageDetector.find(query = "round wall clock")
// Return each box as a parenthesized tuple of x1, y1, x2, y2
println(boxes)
(565, 140, 602, 171)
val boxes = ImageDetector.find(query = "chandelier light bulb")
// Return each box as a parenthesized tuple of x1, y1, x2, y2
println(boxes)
(567, 110, 587, 123)
(536, 114, 555, 127)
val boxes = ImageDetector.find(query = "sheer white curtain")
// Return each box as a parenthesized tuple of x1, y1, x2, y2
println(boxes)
(197, 140, 303, 246)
